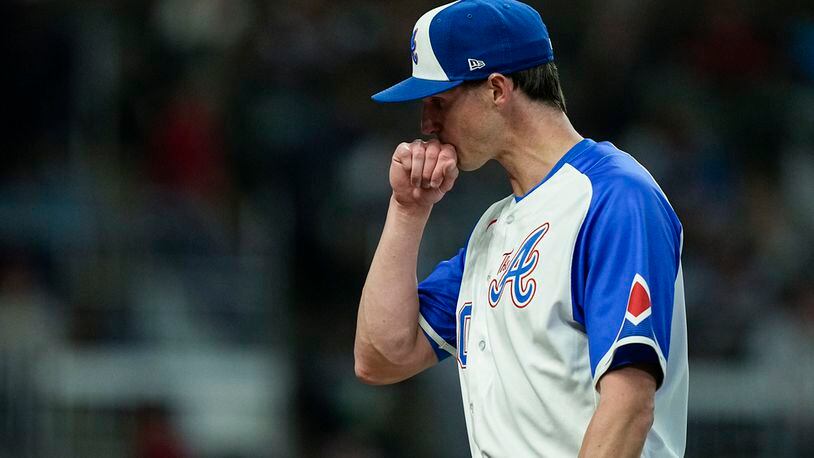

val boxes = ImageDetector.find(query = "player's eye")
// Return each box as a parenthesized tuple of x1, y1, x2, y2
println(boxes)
(430, 97, 444, 109)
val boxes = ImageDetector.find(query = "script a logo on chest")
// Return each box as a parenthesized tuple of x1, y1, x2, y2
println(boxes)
(487, 223, 550, 308)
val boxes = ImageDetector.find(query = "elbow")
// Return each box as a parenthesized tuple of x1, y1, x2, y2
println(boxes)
(353, 333, 415, 385)
(354, 359, 384, 385)
(353, 341, 393, 385)
(353, 339, 377, 384)
(354, 354, 397, 385)
(354, 338, 417, 385)
(632, 397, 655, 438)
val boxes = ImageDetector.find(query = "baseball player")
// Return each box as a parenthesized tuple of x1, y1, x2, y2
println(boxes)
(354, 1, 688, 457)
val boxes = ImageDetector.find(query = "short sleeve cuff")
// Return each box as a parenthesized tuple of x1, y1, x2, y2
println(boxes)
(593, 337, 667, 390)
(608, 343, 664, 387)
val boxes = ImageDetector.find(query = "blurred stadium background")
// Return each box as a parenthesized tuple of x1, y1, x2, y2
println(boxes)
(1, 0, 813, 457)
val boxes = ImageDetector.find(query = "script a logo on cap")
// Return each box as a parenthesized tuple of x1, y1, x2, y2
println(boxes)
(411, 29, 418, 64)
(468, 58, 486, 71)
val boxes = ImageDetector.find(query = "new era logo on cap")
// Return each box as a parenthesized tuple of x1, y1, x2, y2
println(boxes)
(468, 58, 486, 71)
(372, 0, 555, 103)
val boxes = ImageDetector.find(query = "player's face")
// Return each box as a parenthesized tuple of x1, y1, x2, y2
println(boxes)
(421, 84, 500, 171)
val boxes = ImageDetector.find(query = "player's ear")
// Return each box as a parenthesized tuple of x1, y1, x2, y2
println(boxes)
(486, 73, 513, 107)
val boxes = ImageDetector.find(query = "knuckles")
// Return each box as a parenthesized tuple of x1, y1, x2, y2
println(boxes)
(397, 139, 455, 155)
(438, 145, 457, 160)
(394, 143, 412, 160)
(393, 140, 458, 179)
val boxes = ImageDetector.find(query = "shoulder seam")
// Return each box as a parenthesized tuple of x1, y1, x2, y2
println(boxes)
(576, 150, 617, 176)
(568, 173, 594, 328)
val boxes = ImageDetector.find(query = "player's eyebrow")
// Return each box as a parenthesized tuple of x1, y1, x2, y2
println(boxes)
(434, 92, 458, 104)
(428, 96, 445, 107)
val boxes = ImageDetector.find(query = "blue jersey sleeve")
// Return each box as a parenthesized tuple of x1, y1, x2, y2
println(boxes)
(418, 247, 465, 361)
(571, 159, 682, 389)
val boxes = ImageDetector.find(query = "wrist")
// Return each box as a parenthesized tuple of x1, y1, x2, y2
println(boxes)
(390, 195, 433, 220)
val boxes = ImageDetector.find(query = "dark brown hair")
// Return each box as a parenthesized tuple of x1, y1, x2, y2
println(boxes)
(463, 61, 567, 112)
(507, 62, 567, 113)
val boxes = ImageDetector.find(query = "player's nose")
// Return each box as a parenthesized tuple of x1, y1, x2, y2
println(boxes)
(420, 100, 440, 136)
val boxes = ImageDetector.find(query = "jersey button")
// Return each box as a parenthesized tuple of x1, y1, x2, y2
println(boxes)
(506, 214, 514, 224)
(478, 340, 486, 351)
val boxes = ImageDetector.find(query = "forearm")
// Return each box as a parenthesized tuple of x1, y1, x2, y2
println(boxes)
(355, 139, 459, 384)
(355, 197, 432, 372)
(579, 367, 656, 458)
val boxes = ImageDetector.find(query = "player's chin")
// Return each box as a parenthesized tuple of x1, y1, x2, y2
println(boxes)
(457, 155, 485, 172)
(458, 161, 478, 172)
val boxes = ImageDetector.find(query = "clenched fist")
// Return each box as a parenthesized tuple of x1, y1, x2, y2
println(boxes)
(390, 139, 460, 209)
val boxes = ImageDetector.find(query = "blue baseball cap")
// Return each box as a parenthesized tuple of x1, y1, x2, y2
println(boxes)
(372, 0, 554, 103)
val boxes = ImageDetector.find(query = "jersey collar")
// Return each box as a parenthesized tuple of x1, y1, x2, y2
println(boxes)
(514, 138, 596, 202)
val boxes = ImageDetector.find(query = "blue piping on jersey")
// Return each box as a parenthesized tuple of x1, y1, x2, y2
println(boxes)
(514, 138, 596, 202)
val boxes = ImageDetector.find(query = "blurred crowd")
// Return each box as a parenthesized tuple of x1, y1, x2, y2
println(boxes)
(1, 0, 813, 457)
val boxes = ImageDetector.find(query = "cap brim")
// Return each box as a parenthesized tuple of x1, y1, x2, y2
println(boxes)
(371, 77, 464, 103)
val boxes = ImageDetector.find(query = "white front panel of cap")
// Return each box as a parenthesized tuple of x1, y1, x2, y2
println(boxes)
(411, 1, 458, 81)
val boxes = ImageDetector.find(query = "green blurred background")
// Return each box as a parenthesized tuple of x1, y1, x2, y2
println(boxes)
(1, 0, 813, 457)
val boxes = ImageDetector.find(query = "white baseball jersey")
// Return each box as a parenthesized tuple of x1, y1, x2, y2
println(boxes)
(418, 139, 688, 457)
